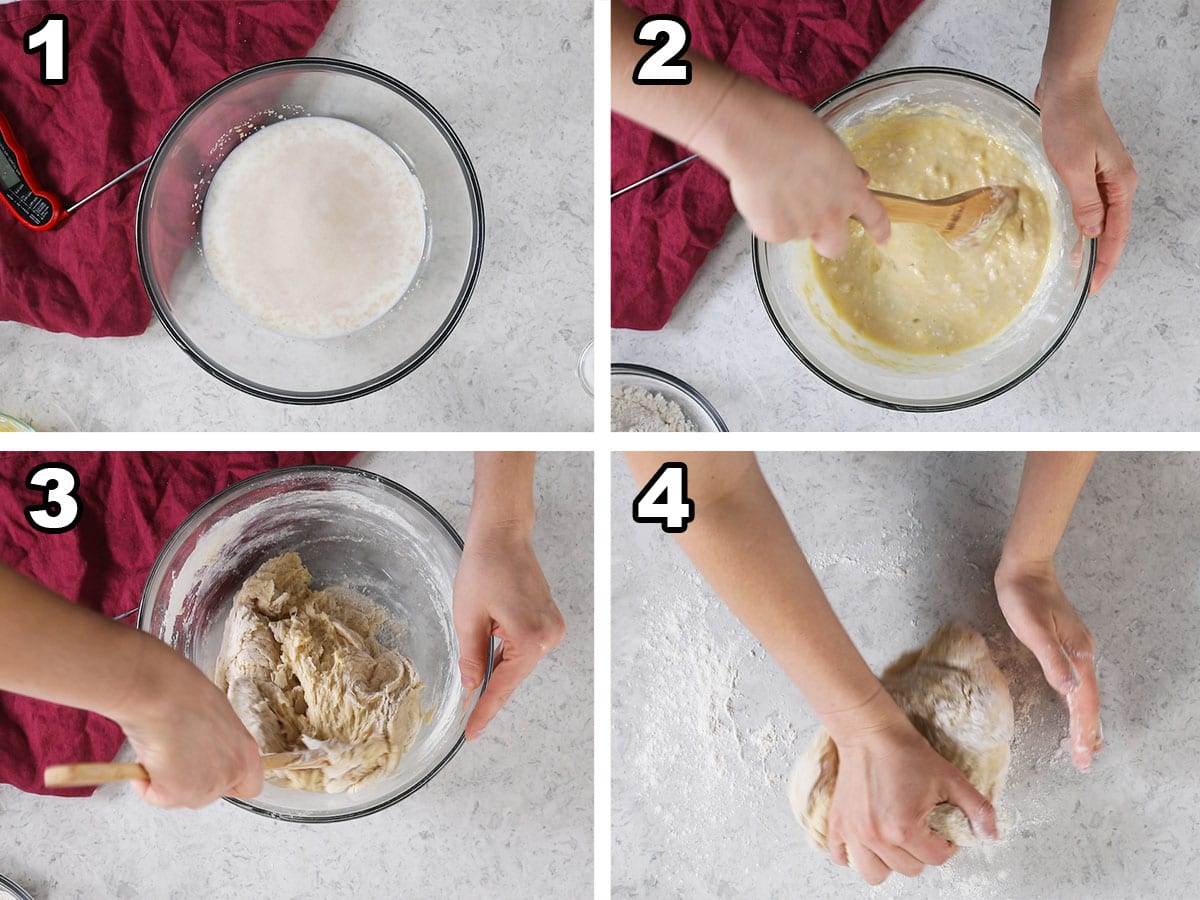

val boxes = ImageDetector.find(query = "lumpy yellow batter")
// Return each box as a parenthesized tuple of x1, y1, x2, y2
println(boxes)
(814, 113, 1051, 355)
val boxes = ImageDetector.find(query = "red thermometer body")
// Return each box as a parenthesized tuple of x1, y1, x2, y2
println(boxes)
(0, 109, 65, 231)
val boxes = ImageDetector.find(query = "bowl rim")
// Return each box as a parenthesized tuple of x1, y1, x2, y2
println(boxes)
(0, 874, 33, 900)
(138, 463, 491, 823)
(135, 56, 486, 406)
(0, 412, 35, 432)
(612, 362, 730, 431)
(753, 65, 1097, 414)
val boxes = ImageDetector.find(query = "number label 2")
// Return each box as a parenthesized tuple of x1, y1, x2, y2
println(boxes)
(24, 463, 81, 534)
(24, 14, 69, 85)
(633, 462, 695, 533)
(632, 15, 692, 85)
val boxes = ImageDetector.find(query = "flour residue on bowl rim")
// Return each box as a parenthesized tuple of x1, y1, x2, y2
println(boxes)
(160, 484, 454, 665)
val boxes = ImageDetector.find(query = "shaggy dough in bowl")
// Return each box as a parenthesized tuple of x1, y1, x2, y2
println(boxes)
(215, 552, 425, 793)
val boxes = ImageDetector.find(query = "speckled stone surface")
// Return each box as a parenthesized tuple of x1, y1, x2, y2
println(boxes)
(612, 0, 1200, 431)
(0, 0, 593, 432)
(0, 451, 593, 898)
(612, 452, 1200, 898)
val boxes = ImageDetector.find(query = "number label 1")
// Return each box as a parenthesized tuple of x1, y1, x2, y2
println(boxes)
(633, 462, 695, 534)
(24, 14, 69, 85)
(632, 15, 692, 85)
(24, 463, 81, 534)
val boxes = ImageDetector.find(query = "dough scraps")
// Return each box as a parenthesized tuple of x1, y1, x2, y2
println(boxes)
(214, 552, 424, 793)
(788, 622, 1013, 851)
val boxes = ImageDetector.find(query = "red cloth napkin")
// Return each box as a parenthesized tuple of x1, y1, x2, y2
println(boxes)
(0, 0, 338, 338)
(0, 451, 355, 797)
(611, 0, 925, 330)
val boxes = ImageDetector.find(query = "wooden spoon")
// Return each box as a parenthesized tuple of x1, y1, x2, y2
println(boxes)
(872, 186, 1018, 248)
(44, 750, 329, 788)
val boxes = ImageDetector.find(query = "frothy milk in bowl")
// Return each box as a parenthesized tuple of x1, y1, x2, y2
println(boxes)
(201, 116, 427, 339)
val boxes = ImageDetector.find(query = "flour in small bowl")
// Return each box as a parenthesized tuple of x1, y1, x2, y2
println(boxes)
(611, 385, 696, 432)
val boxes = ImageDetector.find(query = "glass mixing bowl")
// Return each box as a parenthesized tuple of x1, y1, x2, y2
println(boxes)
(612, 363, 729, 432)
(754, 67, 1096, 412)
(0, 874, 33, 900)
(136, 59, 484, 404)
(139, 466, 488, 822)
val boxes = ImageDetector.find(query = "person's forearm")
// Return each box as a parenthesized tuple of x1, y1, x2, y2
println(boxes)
(1042, 0, 1118, 85)
(468, 452, 537, 538)
(1000, 452, 1097, 567)
(0, 564, 172, 722)
(627, 453, 906, 743)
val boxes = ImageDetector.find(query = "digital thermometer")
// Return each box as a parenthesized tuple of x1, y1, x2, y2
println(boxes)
(0, 109, 65, 231)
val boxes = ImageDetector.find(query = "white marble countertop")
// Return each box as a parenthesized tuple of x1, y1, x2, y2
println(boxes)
(612, 452, 1200, 897)
(0, 0, 593, 432)
(612, 0, 1200, 431)
(0, 451, 593, 898)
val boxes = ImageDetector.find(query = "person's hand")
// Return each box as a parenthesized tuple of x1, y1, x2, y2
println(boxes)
(825, 696, 997, 885)
(1036, 76, 1137, 294)
(454, 524, 565, 740)
(111, 641, 263, 808)
(995, 557, 1101, 771)
(696, 76, 890, 256)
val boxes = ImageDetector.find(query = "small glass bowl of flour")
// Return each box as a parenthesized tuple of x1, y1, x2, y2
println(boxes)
(611, 364, 728, 432)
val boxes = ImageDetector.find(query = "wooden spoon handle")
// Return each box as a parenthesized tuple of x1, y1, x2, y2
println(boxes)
(45, 752, 317, 787)
(44, 762, 147, 787)
(871, 190, 950, 230)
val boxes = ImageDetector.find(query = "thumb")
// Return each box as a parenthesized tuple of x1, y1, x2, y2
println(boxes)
(1060, 162, 1106, 238)
(944, 772, 997, 841)
(455, 612, 493, 692)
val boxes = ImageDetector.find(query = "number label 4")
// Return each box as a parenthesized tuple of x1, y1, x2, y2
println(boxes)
(632, 15, 692, 85)
(633, 462, 695, 534)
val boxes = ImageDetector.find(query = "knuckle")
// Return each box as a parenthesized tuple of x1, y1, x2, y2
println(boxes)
(538, 613, 567, 648)
(759, 221, 790, 244)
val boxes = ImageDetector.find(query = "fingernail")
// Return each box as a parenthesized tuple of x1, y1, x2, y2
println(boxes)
(1083, 225, 1101, 237)
(462, 673, 478, 690)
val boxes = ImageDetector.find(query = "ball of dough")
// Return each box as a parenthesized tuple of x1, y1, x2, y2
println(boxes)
(788, 622, 1013, 851)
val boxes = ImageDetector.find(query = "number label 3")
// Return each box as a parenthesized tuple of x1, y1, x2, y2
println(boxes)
(632, 15, 692, 85)
(24, 463, 81, 534)
(633, 462, 695, 534)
